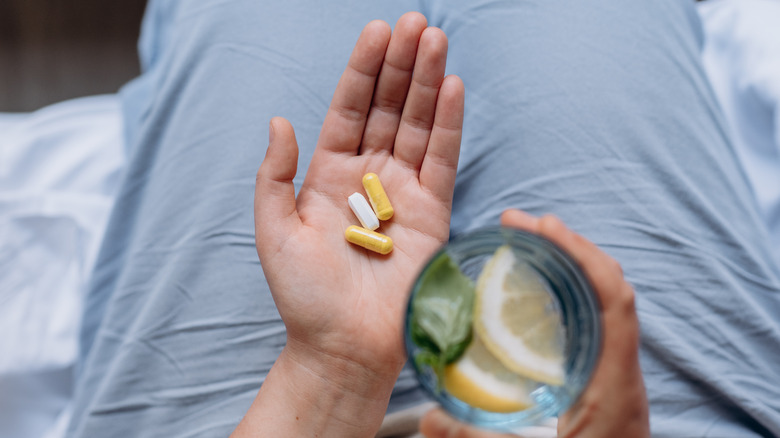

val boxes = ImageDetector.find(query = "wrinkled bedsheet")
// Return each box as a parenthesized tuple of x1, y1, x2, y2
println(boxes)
(3, 1, 780, 437)
(67, 1, 780, 437)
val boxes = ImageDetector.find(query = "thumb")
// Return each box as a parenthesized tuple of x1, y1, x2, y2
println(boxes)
(254, 117, 302, 259)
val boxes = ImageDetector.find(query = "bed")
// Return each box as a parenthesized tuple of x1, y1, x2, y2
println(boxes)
(1, 1, 779, 437)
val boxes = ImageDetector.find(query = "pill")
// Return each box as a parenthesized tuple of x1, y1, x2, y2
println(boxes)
(345, 225, 393, 255)
(348, 192, 380, 230)
(362, 173, 394, 221)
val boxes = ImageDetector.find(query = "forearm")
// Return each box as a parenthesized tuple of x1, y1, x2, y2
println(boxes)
(231, 344, 398, 437)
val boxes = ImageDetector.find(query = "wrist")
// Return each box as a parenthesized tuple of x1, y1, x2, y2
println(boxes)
(284, 337, 401, 392)
(232, 344, 399, 437)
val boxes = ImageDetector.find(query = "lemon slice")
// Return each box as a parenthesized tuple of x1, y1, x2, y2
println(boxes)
(444, 335, 535, 413)
(474, 245, 566, 385)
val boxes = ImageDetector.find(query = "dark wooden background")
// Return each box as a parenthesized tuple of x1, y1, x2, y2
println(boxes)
(0, 0, 147, 112)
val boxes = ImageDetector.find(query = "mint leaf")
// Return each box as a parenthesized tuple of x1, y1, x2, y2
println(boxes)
(410, 253, 475, 387)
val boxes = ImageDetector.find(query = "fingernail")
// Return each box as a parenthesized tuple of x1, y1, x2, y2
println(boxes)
(269, 119, 275, 144)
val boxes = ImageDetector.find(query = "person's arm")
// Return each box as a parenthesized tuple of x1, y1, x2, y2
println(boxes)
(420, 210, 650, 438)
(232, 12, 465, 437)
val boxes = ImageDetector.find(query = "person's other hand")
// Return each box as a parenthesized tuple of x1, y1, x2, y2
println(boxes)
(254, 12, 464, 390)
(420, 210, 650, 438)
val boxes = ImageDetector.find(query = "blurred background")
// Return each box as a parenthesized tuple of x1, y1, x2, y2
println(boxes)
(0, 0, 147, 112)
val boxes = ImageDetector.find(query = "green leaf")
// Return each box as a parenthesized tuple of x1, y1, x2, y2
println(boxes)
(443, 329, 472, 363)
(410, 253, 475, 388)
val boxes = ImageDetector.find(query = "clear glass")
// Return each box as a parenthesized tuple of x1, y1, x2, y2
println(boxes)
(405, 227, 601, 432)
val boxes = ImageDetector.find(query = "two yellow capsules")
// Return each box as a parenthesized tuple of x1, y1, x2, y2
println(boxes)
(345, 173, 394, 254)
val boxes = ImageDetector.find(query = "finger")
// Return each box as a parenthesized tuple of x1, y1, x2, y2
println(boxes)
(534, 214, 630, 306)
(502, 210, 639, 328)
(502, 210, 628, 305)
(419, 409, 517, 438)
(504, 210, 640, 351)
(361, 12, 428, 155)
(255, 117, 303, 258)
(318, 20, 391, 155)
(500, 209, 541, 233)
(534, 216, 640, 356)
(393, 26, 448, 170)
(419, 74, 464, 204)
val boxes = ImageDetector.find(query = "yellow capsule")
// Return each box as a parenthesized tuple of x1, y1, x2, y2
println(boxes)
(362, 173, 394, 221)
(345, 225, 393, 255)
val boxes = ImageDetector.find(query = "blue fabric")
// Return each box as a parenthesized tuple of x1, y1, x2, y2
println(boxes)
(70, 1, 780, 437)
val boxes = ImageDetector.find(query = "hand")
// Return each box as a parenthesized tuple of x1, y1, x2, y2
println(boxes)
(237, 12, 465, 437)
(420, 210, 650, 438)
(255, 10, 464, 384)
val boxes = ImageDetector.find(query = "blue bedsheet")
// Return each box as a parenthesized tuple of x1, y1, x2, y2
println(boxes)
(67, 1, 780, 437)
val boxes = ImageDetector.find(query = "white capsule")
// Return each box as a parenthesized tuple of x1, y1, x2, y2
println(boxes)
(348, 192, 380, 230)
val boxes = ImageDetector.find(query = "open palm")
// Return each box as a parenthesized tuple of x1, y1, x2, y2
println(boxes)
(254, 13, 464, 382)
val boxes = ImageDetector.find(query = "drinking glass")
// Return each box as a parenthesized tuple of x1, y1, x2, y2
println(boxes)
(405, 227, 601, 432)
